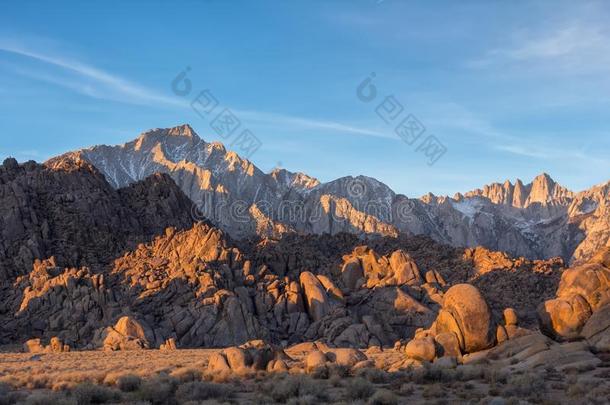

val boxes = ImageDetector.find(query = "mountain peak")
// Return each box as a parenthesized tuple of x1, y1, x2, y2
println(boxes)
(270, 168, 320, 192)
(132, 125, 201, 153)
(137, 124, 200, 145)
(526, 172, 574, 206)
(166, 124, 198, 138)
(208, 141, 227, 153)
(461, 173, 573, 208)
(531, 172, 554, 185)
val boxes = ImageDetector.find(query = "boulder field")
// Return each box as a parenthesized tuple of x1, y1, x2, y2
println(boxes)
(3, 158, 608, 374)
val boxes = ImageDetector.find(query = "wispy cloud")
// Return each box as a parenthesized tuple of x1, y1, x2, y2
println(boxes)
(500, 25, 605, 61)
(0, 38, 399, 142)
(423, 100, 511, 141)
(0, 40, 185, 107)
(493, 144, 551, 159)
(467, 21, 610, 74)
(6, 63, 103, 99)
(420, 98, 608, 165)
(236, 109, 397, 140)
(493, 139, 610, 170)
(15, 32, 600, 160)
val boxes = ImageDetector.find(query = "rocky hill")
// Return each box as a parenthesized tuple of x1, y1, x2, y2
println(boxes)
(0, 156, 195, 279)
(48, 124, 609, 263)
(0, 156, 569, 350)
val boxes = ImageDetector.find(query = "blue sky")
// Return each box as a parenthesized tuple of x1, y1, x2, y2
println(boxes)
(1, 1, 609, 197)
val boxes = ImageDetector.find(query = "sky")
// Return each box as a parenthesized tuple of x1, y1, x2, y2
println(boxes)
(0, 0, 609, 197)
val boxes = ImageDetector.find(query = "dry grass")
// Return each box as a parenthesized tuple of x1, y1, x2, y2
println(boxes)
(0, 347, 606, 404)
(503, 371, 546, 398)
(0, 349, 215, 390)
(73, 382, 120, 404)
(174, 381, 234, 402)
(345, 377, 375, 400)
(115, 374, 141, 392)
(262, 374, 327, 403)
(367, 388, 398, 405)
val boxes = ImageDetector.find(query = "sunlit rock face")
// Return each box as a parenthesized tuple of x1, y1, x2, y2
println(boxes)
(0, 155, 573, 350)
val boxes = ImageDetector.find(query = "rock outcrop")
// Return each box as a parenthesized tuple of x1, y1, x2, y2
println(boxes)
(160, 338, 177, 351)
(436, 284, 495, 354)
(299, 272, 333, 322)
(2, 216, 566, 351)
(538, 246, 610, 344)
(23, 337, 70, 353)
(207, 340, 289, 373)
(404, 336, 436, 361)
(468, 332, 602, 372)
(0, 156, 586, 353)
(400, 283, 529, 366)
(101, 316, 151, 351)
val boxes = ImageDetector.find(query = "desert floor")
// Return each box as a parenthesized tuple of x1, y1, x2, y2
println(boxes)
(0, 345, 608, 404)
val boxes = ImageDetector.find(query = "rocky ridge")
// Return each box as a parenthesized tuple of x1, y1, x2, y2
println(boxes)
(48, 124, 610, 263)
(0, 156, 194, 279)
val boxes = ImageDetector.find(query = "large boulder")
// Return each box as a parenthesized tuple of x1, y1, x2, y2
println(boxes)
(436, 284, 494, 353)
(23, 337, 70, 353)
(208, 352, 231, 372)
(538, 248, 610, 341)
(475, 333, 600, 372)
(333, 323, 371, 348)
(114, 316, 147, 339)
(286, 281, 305, 313)
(556, 263, 610, 311)
(361, 250, 386, 287)
(23, 338, 44, 354)
(388, 250, 422, 286)
(102, 316, 151, 351)
(581, 304, 610, 352)
(424, 270, 446, 286)
(405, 337, 436, 361)
(208, 341, 289, 373)
(341, 257, 364, 290)
(344, 247, 423, 288)
(266, 359, 289, 372)
(538, 294, 592, 341)
(240, 340, 283, 370)
(48, 337, 70, 353)
(325, 348, 367, 367)
(305, 350, 328, 373)
(434, 332, 461, 358)
(360, 286, 435, 339)
(316, 275, 344, 302)
(224, 346, 252, 372)
(299, 272, 331, 322)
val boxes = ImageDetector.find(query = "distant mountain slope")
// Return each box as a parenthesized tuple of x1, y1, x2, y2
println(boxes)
(48, 124, 609, 263)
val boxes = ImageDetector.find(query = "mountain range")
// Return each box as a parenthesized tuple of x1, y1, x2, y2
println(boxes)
(47, 124, 609, 264)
